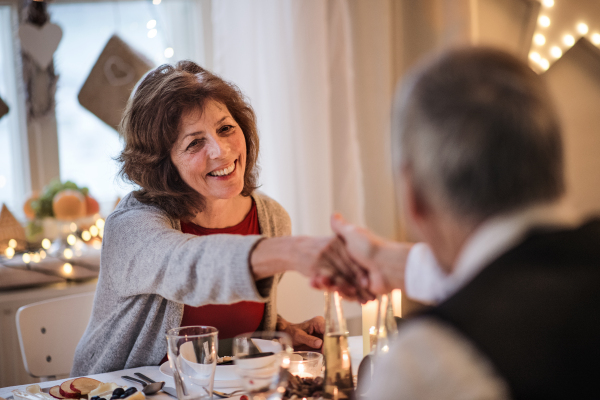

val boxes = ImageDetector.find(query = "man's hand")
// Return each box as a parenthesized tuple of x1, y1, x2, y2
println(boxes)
(277, 315, 325, 351)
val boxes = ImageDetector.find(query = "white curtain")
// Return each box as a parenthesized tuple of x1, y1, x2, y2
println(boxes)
(211, 0, 365, 236)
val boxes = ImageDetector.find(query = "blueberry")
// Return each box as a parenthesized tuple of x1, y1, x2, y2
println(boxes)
(110, 396, 119, 400)
(113, 388, 125, 396)
(125, 388, 137, 394)
(90, 396, 100, 400)
(120, 395, 128, 399)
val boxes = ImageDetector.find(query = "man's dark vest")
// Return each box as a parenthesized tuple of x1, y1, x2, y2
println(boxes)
(425, 219, 600, 400)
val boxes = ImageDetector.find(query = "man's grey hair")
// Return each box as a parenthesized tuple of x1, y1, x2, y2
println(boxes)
(392, 47, 565, 221)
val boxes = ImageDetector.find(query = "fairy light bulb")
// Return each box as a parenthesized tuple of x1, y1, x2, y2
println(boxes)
(96, 219, 105, 229)
(539, 58, 550, 71)
(146, 20, 156, 29)
(8, 239, 16, 248)
(542, 0, 554, 7)
(64, 248, 73, 259)
(41, 238, 51, 249)
(534, 34, 546, 45)
(164, 48, 174, 58)
(70, 222, 77, 232)
(577, 23, 589, 35)
(82, 231, 91, 241)
(148, 29, 157, 39)
(67, 234, 77, 246)
(538, 16, 550, 28)
(63, 263, 73, 275)
(22, 253, 31, 263)
(5, 247, 15, 258)
(593, 33, 600, 45)
(40, 250, 46, 259)
(550, 46, 562, 58)
(32, 253, 41, 263)
(152, 0, 161, 4)
(529, 51, 541, 62)
(90, 225, 99, 237)
(563, 35, 575, 46)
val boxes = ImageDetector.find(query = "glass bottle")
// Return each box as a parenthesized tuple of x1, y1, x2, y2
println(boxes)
(374, 292, 398, 356)
(323, 291, 355, 400)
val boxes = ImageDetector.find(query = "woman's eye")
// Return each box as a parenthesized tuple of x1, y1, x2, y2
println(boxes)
(186, 139, 202, 151)
(219, 125, 235, 134)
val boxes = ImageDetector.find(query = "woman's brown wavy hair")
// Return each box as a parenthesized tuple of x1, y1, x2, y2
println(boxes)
(117, 60, 260, 220)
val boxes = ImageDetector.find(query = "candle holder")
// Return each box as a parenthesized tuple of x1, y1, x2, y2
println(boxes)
(288, 351, 323, 378)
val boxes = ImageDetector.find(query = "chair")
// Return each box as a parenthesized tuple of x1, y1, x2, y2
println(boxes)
(16, 292, 95, 379)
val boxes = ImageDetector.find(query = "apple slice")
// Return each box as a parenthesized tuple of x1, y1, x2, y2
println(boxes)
(49, 386, 69, 399)
(70, 378, 102, 396)
(59, 379, 79, 399)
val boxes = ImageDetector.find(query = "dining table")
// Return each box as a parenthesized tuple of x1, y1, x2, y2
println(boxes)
(0, 337, 364, 400)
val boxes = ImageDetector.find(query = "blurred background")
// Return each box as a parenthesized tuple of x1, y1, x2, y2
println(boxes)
(1, 0, 600, 385)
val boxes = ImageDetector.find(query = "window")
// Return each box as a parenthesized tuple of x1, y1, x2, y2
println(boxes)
(1, 0, 208, 219)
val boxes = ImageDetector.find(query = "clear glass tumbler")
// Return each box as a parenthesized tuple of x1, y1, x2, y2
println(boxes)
(233, 331, 293, 400)
(166, 326, 218, 400)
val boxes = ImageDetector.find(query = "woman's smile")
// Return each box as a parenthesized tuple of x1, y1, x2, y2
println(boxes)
(207, 160, 237, 178)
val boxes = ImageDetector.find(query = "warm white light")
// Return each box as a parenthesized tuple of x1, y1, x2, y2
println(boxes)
(41, 238, 51, 249)
(63, 248, 73, 259)
(67, 234, 77, 246)
(550, 46, 562, 58)
(563, 35, 575, 46)
(93, 241, 102, 250)
(8, 239, 17, 248)
(539, 16, 550, 28)
(577, 23, 589, 35)
(22, 253, 31, 263)
(96, 219, 105, 229)
(5, 247, 15, 258)
(63, 263, 73, 275)
(148, 29, 157, 39)
(99, 229, 104, 239)
(152, 0, 161, 4)
(90, 225, 99, 237)
(542, 0, 554, 7)
(534, 34, 546, 45)
(539, 58, 550, 70)
(70, 222, 77, 232)
(32, 253, 41, 263)
(369, 326, 376, 335)
(283, 358, 290, 366)
(40, 250, 46, 259)
(146, 20, 156, 29)
(82, 231, 91, 241)
(592, 33, 600, 45)
(529, 51, 541, 62)
(164, 47, 174, 58)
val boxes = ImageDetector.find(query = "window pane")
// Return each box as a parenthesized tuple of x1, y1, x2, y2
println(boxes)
(50, 0, 200, 214)
(0, 5, 28, 221)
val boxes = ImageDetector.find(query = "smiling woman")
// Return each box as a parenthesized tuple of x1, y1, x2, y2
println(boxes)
(69, 61, 359, 376)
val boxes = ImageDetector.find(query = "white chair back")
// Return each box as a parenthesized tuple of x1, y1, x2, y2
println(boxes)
(16, 292, 95, 378)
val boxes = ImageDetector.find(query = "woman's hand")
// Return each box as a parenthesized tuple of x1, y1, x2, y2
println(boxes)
(277, 315, 325, 351)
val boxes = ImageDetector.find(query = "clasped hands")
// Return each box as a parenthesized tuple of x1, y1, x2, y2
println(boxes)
(310, 214, 412, 304)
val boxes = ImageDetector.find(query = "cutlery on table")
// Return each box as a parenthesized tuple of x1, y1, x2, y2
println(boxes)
(212, 389, 246, 398)
(121, 376, 165, 396)
(133, 373, 177, 398)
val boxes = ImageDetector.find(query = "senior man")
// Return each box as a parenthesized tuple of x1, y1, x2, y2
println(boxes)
(317, 47, 600, 399)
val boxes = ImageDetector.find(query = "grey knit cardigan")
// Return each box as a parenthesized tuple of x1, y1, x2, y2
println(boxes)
(71, 191, 291, 376)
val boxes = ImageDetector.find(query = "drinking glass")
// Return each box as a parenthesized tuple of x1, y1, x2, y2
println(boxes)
(233, 331, 293, 400)
(289, 351, 323, 378)
(166, 326, 218, 400)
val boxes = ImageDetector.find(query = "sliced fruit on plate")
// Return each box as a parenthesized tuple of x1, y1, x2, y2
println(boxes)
(49, 386, 68, 399)
(59, 379, 79, 399)
(70, 378, 102, 396)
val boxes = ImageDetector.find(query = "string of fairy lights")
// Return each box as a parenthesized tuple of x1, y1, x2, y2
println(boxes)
(146, 0, 174, 59)
(529, 0, 600, 72)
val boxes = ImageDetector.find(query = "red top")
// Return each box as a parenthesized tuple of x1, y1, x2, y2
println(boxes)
(160, 199, 264, 364)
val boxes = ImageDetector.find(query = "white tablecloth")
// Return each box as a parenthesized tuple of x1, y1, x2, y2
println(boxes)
(0, 336, 364, 400)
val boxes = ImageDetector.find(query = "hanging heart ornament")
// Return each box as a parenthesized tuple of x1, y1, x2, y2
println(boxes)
(18, 22, 63, 69)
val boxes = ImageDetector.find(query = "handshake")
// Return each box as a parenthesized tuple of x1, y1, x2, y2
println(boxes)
(307, 214, 412, 304)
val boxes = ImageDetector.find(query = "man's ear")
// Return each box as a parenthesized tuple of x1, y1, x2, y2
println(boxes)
(401, 166, 429, 225)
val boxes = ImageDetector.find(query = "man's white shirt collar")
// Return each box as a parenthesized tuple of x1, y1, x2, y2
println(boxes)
(405, 200, 581, 304)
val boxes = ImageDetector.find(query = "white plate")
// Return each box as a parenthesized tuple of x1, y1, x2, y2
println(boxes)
(160, 361, 242, 389)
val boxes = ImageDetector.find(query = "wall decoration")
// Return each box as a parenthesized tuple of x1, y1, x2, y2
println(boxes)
(0, 204, 27, 253)
(19, 0, 59, 119)
(78, 35, 153, 133)
(0, 96, 8, 120)
(528, 0, 600, 72)
(18, 21, 62, 70)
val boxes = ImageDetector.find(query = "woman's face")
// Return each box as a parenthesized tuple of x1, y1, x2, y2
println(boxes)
(170, 100, 247, 203)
